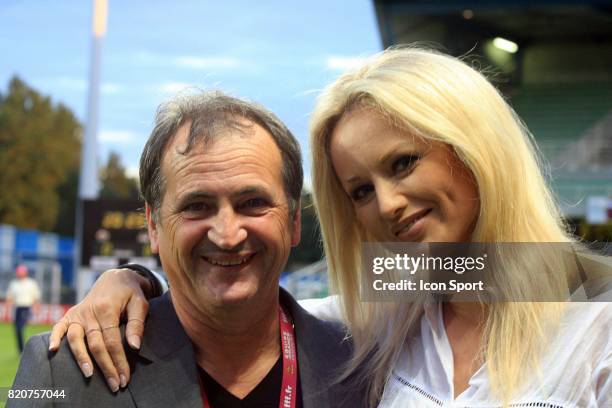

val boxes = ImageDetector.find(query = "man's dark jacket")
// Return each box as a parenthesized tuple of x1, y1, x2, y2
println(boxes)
(9, 289, 366, 407)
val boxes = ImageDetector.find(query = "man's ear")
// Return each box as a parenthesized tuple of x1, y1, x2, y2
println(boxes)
(290, 200, 301, 247)
(145, 203, 160, 254)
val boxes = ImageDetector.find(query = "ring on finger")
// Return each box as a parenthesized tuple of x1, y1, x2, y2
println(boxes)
(127, 318, 145, 325)
(85, 327, 102, 335)
(101, 324, 119, 331)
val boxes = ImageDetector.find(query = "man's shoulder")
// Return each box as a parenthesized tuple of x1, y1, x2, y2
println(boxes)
(11, 333, 97, 405)
(20, 332, 77, 372)
(10, 333, 139, 407)
(20, 332, 71, 370)
(18, 332, 90, 381)
(19, 332, 49, 357)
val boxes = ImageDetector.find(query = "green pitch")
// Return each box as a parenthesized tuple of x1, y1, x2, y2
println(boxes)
(0, 322, 52, 408)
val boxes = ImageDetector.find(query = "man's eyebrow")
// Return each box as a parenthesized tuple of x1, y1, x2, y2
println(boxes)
(232, 186, 271, 199)
(177, 186, 272, 203)
(178, 191, 215, 204)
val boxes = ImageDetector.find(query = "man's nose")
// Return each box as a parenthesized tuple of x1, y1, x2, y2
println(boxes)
(376, 182, 407, 221)
(207, 208, 247, 249)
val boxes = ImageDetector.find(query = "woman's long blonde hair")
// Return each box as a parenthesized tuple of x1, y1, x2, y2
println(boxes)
(309, 46, 574, 405)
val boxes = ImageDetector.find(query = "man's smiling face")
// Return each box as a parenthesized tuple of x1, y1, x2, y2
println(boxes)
(146, 117, 300, 309)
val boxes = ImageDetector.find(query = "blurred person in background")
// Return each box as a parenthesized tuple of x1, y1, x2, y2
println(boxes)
(6, 264, 41, 353)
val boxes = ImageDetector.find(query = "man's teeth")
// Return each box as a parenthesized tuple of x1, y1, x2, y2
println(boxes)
(206, 256, 251, 266)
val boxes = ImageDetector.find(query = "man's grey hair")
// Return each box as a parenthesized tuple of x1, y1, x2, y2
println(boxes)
(140, 91, 303, 221)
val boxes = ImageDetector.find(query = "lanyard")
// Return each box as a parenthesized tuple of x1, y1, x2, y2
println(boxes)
(199, 306, 298, 408)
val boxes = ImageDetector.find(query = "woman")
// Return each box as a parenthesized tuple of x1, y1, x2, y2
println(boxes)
(50, 47, 611, 406)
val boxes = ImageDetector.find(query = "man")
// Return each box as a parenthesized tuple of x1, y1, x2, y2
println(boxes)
(10, 92, 361, 407)
(6, 264, 41, 353)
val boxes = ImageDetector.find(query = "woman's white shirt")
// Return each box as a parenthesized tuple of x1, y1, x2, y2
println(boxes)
(299, 297, 611, 408)
(298, 296, 343, 322)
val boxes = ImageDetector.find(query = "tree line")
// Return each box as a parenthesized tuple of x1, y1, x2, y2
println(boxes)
(0, 76, 138, 236)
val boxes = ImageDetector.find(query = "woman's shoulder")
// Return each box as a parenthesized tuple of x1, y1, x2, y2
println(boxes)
(563, 302, 611, 325)
(298, 295, 343, 322)
(554, 302, 612, 368)
(564, 303, 612, 406)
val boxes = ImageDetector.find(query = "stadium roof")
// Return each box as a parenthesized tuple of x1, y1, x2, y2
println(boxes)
(373, 0, 612, 54)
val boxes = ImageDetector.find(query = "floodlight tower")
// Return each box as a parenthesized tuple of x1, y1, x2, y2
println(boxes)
(74, 0, 107, 299)
(79, 0, 106, 199)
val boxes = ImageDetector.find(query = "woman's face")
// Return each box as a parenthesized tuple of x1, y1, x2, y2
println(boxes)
(330, 108, 479, 243)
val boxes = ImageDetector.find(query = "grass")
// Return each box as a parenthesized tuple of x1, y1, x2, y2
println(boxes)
(0, 323, 52, 408)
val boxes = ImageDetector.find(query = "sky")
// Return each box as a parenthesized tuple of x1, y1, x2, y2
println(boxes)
(1, 0, 381, 188)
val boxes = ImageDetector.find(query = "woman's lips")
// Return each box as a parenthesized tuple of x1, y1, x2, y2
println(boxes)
(394, 208, 432, 241)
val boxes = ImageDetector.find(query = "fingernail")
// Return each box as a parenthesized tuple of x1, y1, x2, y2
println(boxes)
(107, 377, 119, 393)
(120, 374, 127, 388)
(129, 335, 141, 349)
(48, 340, 57, 350)
(81, 363, 93, 378)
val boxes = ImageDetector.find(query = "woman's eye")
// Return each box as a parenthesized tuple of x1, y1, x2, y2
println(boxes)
(350, 184, 374, 202)
(392, 155, 418, 174)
